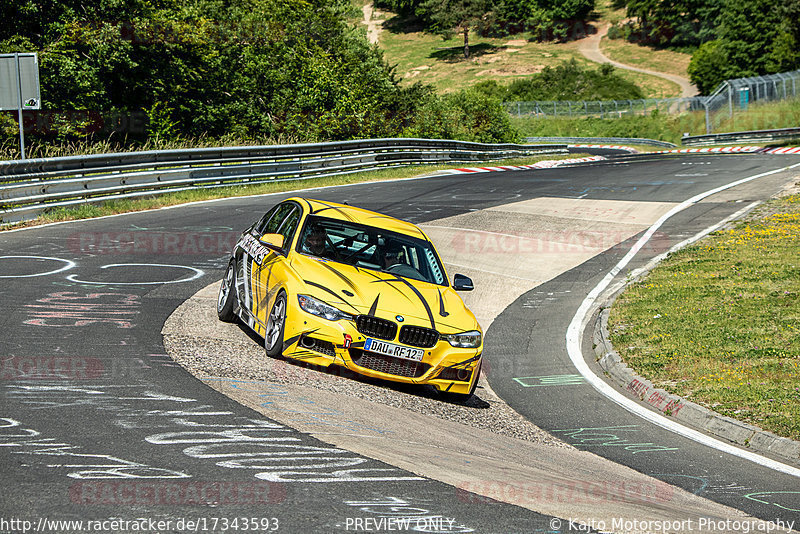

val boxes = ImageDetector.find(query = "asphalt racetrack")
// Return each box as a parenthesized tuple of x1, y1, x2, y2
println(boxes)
(1, 151, 799, 533)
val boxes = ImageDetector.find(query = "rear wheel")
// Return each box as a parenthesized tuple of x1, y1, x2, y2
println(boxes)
(265, 291, 287, 357)
(217, 260, 238, 322)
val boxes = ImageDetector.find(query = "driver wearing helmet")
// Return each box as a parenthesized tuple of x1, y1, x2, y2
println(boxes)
(382, 241, 404, 269)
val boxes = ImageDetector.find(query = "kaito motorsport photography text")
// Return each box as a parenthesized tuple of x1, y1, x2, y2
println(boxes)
(555, 517, 796, 533)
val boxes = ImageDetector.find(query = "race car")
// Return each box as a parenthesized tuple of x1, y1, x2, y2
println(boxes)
(217, 197, 483, 401)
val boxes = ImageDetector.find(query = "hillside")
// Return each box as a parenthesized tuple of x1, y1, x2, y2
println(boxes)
(357, 0, 693, 98)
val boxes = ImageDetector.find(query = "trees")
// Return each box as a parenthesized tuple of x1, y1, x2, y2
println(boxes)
(379, 0, 596, 45)
(500, 60, 644, 101)
(612, 0, 723, 47)
(614, 0, 800, 94)
(687, 0, 800, 94)
(0, 0, 428, 143)
(415, 0, 490, 58)
(687, 40, 729, 95)
(1, 0, 523, 148)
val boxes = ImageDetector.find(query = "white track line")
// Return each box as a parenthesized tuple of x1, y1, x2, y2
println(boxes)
(566, 162, 800, 478)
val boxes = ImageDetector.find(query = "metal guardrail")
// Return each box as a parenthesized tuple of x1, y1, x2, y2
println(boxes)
(681, 127, 800, 147)
(0, 138, 566, 224)
(525, 137, 676, 148)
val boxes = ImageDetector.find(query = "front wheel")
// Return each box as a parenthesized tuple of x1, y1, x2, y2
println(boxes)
(217, 260, 238, 323)
(265, 291, 287, 357)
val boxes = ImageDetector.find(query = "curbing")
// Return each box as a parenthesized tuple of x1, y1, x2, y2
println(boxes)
(592, 290, 800, 466)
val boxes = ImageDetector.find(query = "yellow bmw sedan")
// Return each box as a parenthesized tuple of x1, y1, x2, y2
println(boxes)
(217, 197, 483, 401)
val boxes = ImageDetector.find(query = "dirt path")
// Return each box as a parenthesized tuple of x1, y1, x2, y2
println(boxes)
(362, 3, 382, 45)
(577, 23, 697, 98)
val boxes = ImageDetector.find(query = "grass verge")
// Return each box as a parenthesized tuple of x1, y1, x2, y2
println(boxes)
(608, 192, 800, 440)
(511, 98, 800, 142)
(2, 153, 592, 231)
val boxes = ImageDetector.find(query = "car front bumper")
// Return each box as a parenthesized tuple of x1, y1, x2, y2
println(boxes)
(281, 303, 482, 395)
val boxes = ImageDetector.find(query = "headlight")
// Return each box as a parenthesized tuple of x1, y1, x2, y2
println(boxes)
(443, 330, 482, 348)
(297, 294, 352, 322)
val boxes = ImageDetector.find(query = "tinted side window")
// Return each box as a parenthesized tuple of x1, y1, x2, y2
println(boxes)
(254, 204, 281, 235)
(277, 207, 301, 245)
(265, 204, 295, 235)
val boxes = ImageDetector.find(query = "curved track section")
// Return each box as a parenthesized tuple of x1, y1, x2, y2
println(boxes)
(1, 152, 799, 532)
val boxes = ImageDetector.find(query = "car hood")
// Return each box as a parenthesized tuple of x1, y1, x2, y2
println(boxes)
(290, 254, 479, 333)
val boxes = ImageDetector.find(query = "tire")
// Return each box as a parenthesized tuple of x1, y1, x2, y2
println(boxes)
(264, 291, 287, 358)
(217, 260, 238, 323)
(440, 360, 481, 404)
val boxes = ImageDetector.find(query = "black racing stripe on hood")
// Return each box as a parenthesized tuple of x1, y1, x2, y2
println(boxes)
(303, 279, 361, 313)
(368, 295, 380, 316)
(317, 261, 359, 292)
(396, 277, 436, 329)
(438, 289, 449, 317)
(368, 277, 417, 305)
(371, 276, 435, 329)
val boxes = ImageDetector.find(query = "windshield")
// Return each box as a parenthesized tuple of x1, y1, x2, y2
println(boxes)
(296, 215, 447, 286)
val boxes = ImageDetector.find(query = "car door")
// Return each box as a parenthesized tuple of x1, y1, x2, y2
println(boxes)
(249, 202, 302, 333)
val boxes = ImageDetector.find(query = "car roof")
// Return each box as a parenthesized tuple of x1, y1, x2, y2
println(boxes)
(289, 197, 428, 240)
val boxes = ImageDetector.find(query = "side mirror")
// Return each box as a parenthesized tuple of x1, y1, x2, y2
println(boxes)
(453, 274, 474, 291)
(259, 233, 285, 250)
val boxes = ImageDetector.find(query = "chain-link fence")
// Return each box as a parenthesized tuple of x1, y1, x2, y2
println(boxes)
(504, 97, 706, 119)
(703, 70, 800, 133)
(504, 70, 800, 134)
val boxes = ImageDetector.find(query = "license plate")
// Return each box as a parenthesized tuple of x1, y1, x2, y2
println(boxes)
(364, 338, 424, 362)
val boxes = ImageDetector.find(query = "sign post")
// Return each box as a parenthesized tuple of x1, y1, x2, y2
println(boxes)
(0, 53, 41, 160)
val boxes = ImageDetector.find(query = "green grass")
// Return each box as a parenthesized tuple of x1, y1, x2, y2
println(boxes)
(608, 194, 800, 440)
(600, 36, 692, 80)
(2, 153, 592, 230)
(373, 13, 680, 98)
(511, 98, 800, 143)
(591, 0, 628, 26)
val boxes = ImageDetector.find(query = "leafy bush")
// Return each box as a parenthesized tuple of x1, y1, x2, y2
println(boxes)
(404, 89, 520, 143)
(0, 0, 428, 146)
(474, 60, 644, 102)
(688, 40, 730, 95)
